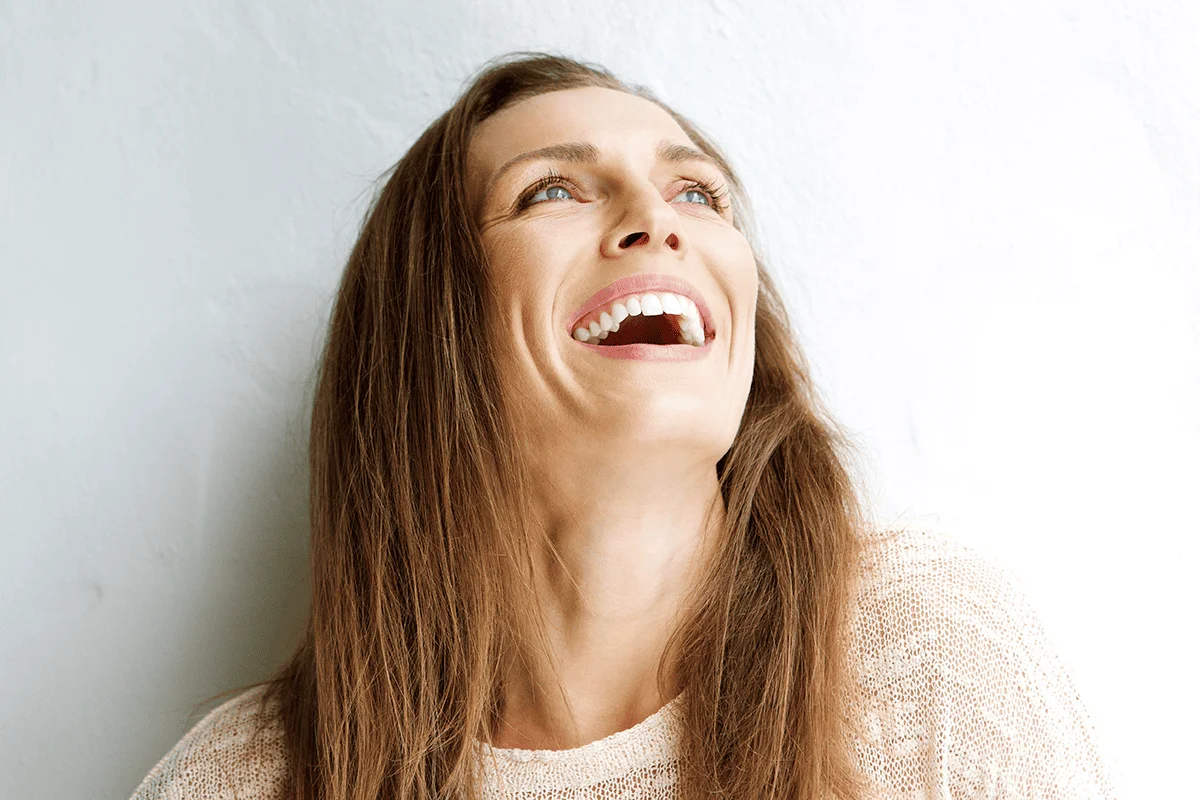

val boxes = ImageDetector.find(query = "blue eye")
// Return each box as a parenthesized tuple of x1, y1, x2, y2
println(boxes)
(676, 188, 713, 207)
(526, 183, 575, 206)
(514, 169, 577, 211)
(515, 169, 730, 215)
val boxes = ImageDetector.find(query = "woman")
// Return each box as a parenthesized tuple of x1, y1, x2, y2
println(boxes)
(129, 52, 1115, 799)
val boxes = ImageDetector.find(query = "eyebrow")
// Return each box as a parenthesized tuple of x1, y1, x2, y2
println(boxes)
(482, 139, 725, 206)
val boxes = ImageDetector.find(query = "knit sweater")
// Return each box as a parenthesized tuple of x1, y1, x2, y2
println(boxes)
(127, 527, 1117, 798)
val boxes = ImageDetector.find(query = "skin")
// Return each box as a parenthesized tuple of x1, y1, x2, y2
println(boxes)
(466, 86, 758, 749)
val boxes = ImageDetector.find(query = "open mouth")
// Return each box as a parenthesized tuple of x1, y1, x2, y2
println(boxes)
(570, 292, 711, 347)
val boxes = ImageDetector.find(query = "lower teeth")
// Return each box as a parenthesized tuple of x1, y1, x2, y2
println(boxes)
(575, 313, 706, 346)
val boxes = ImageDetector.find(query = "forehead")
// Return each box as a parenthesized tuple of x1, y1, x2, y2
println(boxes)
(467, 86, 694, 184)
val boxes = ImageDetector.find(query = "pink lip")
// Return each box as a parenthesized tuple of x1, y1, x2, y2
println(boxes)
(564, 273, 717, 340)
(575, 337, 716, 361)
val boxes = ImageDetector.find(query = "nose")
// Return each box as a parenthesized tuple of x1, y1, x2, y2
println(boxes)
(601, 186, 686, 258)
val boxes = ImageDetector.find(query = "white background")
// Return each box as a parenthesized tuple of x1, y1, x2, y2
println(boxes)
(3, 1, 1197, 797)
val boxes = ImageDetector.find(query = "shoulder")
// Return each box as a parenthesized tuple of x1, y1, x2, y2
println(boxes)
(844, 525, 1116, 798)
(128, 685, 289, 800)
(849, 524, 1028, 636)
(846, 525, 1047, 702)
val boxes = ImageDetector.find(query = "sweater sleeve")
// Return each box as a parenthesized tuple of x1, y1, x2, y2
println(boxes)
(845, 527, 1118, 799)
(128, 685, 289, 800)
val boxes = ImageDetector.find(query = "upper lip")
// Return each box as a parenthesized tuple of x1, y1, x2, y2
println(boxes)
(565, 273, 716, 338)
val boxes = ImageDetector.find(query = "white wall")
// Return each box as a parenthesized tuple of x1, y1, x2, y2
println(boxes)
(2, 1, 1195, 797)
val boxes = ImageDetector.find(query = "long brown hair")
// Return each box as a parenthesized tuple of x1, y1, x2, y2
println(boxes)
(256, 51, 868, 799)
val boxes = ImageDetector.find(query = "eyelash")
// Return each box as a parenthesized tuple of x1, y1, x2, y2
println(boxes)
(514, 168, 731, 215)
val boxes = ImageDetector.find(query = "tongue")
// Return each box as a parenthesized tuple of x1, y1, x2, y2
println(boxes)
(600, 313, 682, 346)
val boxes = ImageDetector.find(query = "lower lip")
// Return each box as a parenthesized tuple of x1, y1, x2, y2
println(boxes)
(574, 337, 715, 361)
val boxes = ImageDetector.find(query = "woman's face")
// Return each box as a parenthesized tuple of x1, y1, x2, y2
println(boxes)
(466, 86, 757, 467)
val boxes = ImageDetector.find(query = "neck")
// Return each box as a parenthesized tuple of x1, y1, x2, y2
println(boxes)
(491, 457, 725, 750)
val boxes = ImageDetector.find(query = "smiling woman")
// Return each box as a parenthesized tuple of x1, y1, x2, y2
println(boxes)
(128, 52, 1116, 800)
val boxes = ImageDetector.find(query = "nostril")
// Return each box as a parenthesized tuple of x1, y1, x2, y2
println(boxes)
(619, 232, 648, 248)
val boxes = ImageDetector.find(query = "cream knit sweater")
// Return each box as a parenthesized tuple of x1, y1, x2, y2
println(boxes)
(128, 527, 1117, 798)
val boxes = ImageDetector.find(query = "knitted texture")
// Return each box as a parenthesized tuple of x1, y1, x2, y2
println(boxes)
(128, 527, 1117, 799)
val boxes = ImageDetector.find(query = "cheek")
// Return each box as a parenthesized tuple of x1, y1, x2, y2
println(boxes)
(484, 231, 538, 289)
(706, 233, 758, 310)
(480, 234, 527, 313)
(484, 225, 582, 314)
(726, 235, 758, 282)
(479, 235, 558, 353)
(486, 227, 571, 286)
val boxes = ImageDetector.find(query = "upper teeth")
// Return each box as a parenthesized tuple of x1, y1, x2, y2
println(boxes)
(572, 292, 707, 346)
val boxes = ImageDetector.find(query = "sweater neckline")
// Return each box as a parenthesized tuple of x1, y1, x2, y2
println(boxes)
(473, 692, 684, 764)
